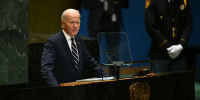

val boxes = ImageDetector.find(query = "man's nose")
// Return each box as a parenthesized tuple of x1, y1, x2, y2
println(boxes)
(73, 23, 77, 27)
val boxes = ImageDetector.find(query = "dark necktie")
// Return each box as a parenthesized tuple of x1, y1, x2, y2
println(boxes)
(71, 38, 79, 70)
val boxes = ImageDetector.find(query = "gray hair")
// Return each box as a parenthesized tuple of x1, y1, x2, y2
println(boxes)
(61, 9, 81, 22)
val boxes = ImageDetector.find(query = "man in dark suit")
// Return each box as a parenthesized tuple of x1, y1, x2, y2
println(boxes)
(84, 0, 129, 38)
(41, 9, 107, 86)
(84, 0, 129, 76)
(144, 0, 193, 73)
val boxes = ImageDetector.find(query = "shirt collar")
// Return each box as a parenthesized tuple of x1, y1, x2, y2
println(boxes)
(62, 30, 73, 41)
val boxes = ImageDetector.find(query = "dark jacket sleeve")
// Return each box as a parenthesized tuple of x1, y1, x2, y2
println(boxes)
(144, 0, 171, 51)
(41, 39, 59, 86)
(179, 0, 193, 48)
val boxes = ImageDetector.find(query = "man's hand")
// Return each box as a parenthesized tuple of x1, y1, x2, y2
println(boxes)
(167, 44, 183, 59)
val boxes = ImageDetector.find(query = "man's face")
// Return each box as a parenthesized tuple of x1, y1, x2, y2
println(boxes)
(62, 12, 80, 37)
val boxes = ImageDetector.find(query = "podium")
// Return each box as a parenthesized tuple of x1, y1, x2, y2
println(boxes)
(2, 70, 195, 100)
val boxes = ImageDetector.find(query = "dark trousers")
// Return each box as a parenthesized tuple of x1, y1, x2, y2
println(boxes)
(152, 59, 187, 73)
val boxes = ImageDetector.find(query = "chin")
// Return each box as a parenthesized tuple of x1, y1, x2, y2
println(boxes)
(72, 33, 78, 36)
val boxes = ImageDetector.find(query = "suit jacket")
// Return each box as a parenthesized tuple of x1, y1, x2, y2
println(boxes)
(144, 0, 193, 59)
(41, 31, 106, 86)
(84, 0, 129, 32)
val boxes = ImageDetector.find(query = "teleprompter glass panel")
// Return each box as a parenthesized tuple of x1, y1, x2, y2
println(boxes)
(97, 32, 132, 66)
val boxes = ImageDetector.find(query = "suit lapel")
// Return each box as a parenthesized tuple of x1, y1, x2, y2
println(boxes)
(59, 31, 73, 57)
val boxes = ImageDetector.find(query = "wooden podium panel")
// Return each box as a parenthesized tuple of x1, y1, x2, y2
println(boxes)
(2, 70, 195, 100)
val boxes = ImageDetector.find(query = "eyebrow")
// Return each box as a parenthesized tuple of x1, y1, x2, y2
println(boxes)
(69, 20, 80, 22)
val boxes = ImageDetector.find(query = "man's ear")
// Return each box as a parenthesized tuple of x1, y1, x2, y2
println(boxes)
(61, 21, 65, 28)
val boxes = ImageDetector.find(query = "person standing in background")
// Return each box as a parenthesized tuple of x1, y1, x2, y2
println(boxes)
(144, 0, 193, 73)
(84, 0, 129, 38)
(84, 0, 129, 76)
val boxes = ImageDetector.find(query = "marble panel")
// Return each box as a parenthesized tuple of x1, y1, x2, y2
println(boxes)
(0, 0, 29, 85)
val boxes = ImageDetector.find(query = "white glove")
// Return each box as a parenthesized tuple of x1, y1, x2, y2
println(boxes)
(167, 45, 177, 59)
(167, 44, 183, 59)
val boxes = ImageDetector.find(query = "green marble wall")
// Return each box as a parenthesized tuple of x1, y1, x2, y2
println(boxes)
(0, 0, 28, 85)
